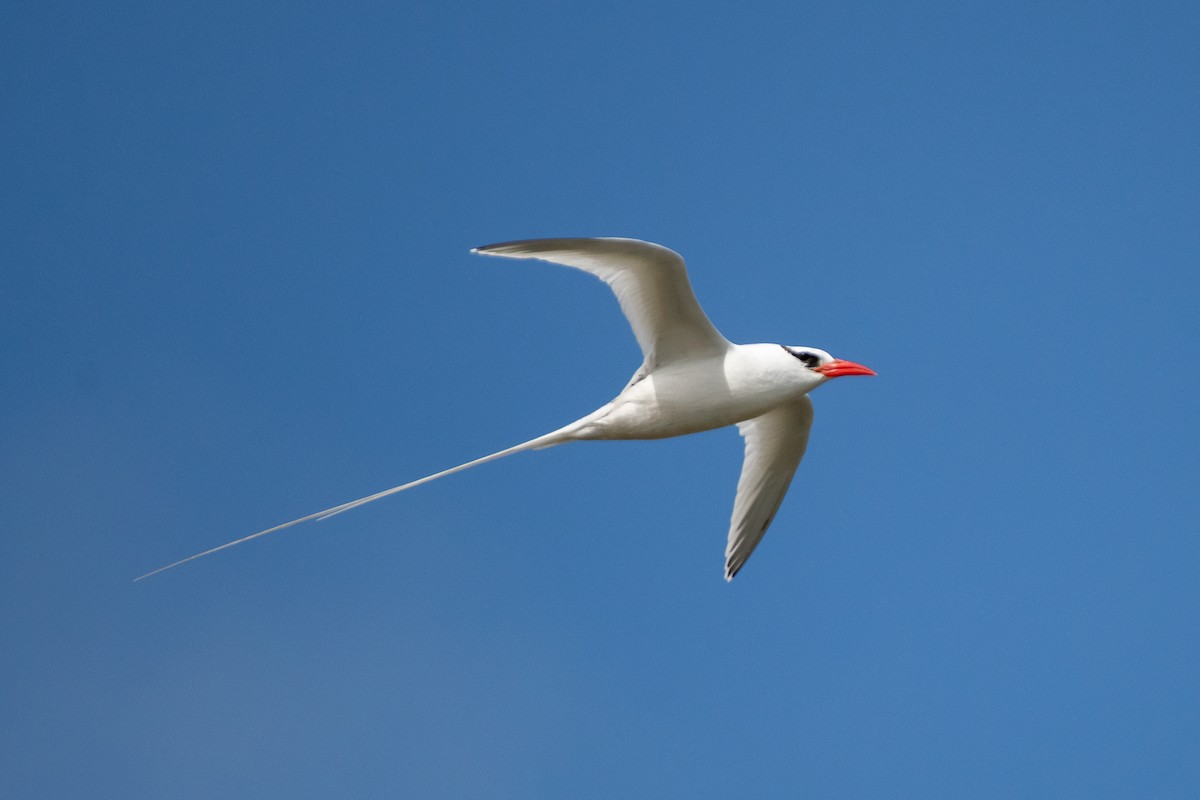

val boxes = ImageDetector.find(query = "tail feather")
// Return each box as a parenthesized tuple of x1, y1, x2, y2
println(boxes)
(135, 427, 576, 581)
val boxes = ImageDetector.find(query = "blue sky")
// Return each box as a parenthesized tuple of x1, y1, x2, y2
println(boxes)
(3, 1, 1198, 797)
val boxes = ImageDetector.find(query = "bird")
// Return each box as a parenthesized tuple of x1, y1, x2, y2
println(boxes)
(137, 238, 874, 582)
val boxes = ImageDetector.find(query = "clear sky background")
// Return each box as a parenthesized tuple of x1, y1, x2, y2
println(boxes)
(3, 2, 1198, 798)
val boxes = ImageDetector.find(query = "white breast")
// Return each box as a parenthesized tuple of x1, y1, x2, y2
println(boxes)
(576, 344, 814, 440)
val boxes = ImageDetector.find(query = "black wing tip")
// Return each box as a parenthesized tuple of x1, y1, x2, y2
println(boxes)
(470, 238, 580, 255)
(471, 238, 555, 251)
(470, 237, 654, 257)
(471, 241, 528, 254)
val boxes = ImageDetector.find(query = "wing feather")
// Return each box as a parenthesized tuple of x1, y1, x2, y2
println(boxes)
(725, 397, 814, 580)
(472, 238, 729, 366)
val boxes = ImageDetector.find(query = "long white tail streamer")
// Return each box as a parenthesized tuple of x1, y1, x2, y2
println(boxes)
(135, 428, 574, 581)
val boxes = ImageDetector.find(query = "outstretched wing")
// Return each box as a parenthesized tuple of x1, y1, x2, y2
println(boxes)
(472, 238, 730, 367)
(725, 397, 814, 581)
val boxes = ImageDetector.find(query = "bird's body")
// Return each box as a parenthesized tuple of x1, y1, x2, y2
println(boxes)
(138, 238, 873, 582)
(571, 344, 819, 442)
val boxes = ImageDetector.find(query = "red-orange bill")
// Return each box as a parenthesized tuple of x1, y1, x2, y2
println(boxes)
(817, 359, 876, 378)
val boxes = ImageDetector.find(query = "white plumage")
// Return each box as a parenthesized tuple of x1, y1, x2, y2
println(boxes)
(138, 238, 874, 582)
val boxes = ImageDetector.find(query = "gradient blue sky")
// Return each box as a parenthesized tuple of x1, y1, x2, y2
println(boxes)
(3, 2, 1198, 797)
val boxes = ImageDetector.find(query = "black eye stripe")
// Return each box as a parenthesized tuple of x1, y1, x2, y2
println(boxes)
(783, 346, 821, 368)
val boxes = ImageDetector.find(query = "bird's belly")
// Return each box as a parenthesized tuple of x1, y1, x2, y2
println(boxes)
(577, 365, 802, 440)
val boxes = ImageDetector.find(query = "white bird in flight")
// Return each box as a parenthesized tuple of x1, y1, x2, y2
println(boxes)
(138, 238, 874, 582)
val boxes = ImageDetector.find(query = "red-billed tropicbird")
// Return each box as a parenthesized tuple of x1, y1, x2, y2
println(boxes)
(138, 238, 874, 582)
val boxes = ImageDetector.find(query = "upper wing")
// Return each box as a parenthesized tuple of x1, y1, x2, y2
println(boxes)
(471, 238, 730, 367)
(725, 397, 814, 581)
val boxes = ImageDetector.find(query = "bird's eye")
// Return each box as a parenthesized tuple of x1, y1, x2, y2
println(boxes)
(785, 347, 821, 368)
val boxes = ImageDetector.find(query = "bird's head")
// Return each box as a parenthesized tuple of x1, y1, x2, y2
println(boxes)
(782, 346, 876, 381)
